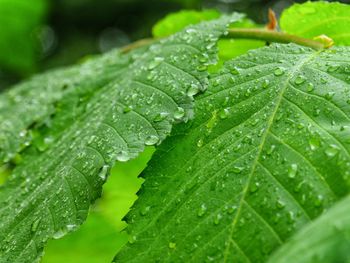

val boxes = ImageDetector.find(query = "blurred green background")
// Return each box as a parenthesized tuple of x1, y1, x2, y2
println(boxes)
(0, 0, 348, 262)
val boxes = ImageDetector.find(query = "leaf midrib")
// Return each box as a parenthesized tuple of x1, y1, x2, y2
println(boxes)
(222, 48, 323, 262)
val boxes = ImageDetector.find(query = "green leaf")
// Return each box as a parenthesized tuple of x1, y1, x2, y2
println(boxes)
(152, 9, 220, 38)
(0, 14, 243, 262)
(115, 44, 350, 262)
(0, 49, 136, 164)
(0, 0, 47, 73)
(280, 1, 350, 45)
(268, 195, 350, 263)
(42, 148, 154, 263)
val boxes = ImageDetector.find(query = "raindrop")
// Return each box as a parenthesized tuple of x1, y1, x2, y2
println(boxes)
(294, 75, 306, 85)
(219, 108, 230, 119)
(145, 135, 159, 146)
(148, 56, 164, 70)
(98, 165, 109, 180)
(288, 164, 298, 178)
(169, 242, 176, 249)
(214, 213, 222, 225)
(140, 206, 150, 216)
(174, 107, 185, 120)
(309, 137, 320, 151)
(187, 84, 200, 96)
(232, 166, 243, 174)
(276, 199, 286, 209)
(116, 150, 130, 162)
(266, 145, 276, 155)
(306, 83, 314, 92)
(197, 204, 207, 217)
(325, 144, 339, 158)
(274, 67, 285, 76)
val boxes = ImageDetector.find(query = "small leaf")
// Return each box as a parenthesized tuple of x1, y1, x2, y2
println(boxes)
(280, 1, 350, 45)
(268, 195, 350, 263)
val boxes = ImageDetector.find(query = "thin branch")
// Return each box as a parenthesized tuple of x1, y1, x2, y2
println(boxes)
(225, 28, 328, 50)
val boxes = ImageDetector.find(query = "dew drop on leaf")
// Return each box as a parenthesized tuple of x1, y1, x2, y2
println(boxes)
(274, 67, 285, 76)
(294, 75, 306, 85)
(174, 107, 185, 120)
(324, 144, 339, 158)
(288, 163, 298, 178)
(145, 135, 159, 146)
(168, 242, 176, 249)
(197, 204, 207, 217)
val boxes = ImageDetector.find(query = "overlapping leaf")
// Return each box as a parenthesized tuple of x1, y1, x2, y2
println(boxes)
(115, 44, 350, 262)
(269, 195, 350, 263)
(0, 14, 243, 262)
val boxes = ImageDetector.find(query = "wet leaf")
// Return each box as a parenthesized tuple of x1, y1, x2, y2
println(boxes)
(269, 195, 350, 263)
(115, 43, 350, 262)
(0, 14, 243, 262)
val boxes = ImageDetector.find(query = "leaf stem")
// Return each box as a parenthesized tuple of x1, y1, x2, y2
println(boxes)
(121, 38, 155, 53)
(225, 28, 326, 50)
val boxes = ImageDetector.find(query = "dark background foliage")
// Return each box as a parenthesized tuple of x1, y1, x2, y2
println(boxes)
(1, 0, 347, 90)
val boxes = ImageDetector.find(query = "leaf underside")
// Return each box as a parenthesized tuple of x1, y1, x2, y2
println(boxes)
(115, 44, 350, 262)
(0, 14, 243, 263)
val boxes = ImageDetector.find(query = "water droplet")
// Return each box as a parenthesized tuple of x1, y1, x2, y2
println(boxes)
(314, 195, 323, 207)
(218, 108, 230, 119)
(309, 137, 320, 151)
(261, 79, 270, 89)
(196, 65, 207, 72)
(288, 164, 298, 178)
(230, 66, 240, 75)
(128, 235, 137, 244)
(116, 150, 130, 162)
(145, 135, 159, 146)
(197, 139, 203, 147)
(154, 112, 169, 122)
(294, 75, 306, 85)
(327, 64, 339, 73)
(266, 145, 276, 155)
(148, 56, 164, 70)
(174, 107, 185, 120)
(187, 84, 200, 96)
(98, 165, 109, 180)
(325, 92, 335, 100)
(250, 182, 259, 193)
(227, 205, 237, 214)
(274, 67, 285, 76)
(306, 83, 314, 92)
(232, 166, 243, 174)
(325, 144, 339, 158)
(31, 219, 40, 232)
(197, 204, 207, 217)
(214, 213, 222, 225)
(276, 199, 286, 209)
(169, 242, 176, 249)
(140, 206, 150, 216)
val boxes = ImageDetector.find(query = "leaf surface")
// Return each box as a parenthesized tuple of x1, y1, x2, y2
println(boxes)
(115, 44, 350, 262)
(0, 14, 243, 262)
(152, 9, 220, 38)
(280, 1, 350, 45)
(269, 195, 350, 263)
